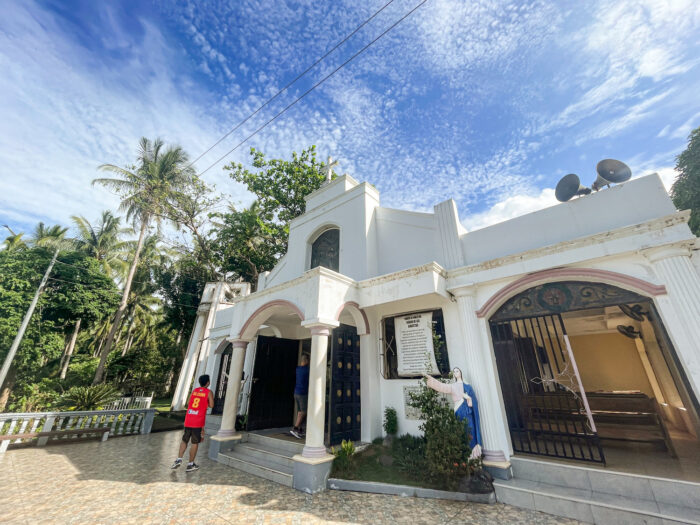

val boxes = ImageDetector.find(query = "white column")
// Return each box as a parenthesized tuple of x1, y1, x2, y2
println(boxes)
(359, 333, 380, 443)
(453, 287, 512, 462)
(644, 244, 700, 399)
(172, 312, 206, 410)
(215, 340, 248, 438)
(302, 325, 333, 458)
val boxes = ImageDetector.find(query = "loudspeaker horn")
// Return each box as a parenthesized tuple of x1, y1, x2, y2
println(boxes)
(555, 173, 592, 202)
(592, 159, 632, 191)
(617, 325, 641, 339)
(619, 304, 647, 322)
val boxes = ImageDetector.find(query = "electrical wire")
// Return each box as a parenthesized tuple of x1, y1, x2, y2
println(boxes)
(197, 0, 429, 176)
(187, 0, 397, 169)
(51, 258, 212, 299)
(45, 275, 201, 312)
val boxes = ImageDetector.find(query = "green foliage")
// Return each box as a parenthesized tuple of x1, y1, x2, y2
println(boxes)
(8, 379, 62, 412)
(383, 406, 398, 435)
(224, 146, 328, 226)
(59, 384, 121, 411)
(408, 379, 478, 489)
(391, 433, 427, 473)
(331, 439, 356, 476)
(212, 201, 285, 287)
(372, 437, 383, 445)
(671, 126, 700, 236)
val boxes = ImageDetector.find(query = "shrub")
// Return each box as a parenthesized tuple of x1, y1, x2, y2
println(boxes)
(8, 379, 62, 412)
(383, 406, 398, 435)
(372, 437, 383, 445)
(60, 384, 121, 411)
(408, 379, 478, 489)
(331, 439, 356, 476)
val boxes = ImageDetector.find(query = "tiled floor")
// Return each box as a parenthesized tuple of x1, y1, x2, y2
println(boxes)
(0, 430, 578, 525)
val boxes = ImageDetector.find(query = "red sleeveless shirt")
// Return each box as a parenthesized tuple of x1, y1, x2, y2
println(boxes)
(184, 387, 210, 428)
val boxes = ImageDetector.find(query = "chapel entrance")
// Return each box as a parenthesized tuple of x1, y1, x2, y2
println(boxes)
(246, 336, 299, 431)
(490, 281, 700, 469)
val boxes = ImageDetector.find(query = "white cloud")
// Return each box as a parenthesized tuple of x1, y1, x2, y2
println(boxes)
(461, 188, 557, 232)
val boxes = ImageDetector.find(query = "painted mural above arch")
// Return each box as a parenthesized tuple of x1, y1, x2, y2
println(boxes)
(489, 281, 648, 321)
(476, 267, 667, 319)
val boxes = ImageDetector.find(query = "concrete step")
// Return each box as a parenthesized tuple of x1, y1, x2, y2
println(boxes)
(494, 477, 700, 524)
(218, 452, 293, 487)
(246, 432, 305, 456)
(510, 456, 700, 510)
(228, 443, 295, 471)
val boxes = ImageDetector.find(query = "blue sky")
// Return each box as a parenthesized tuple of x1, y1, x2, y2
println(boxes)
(2, 0, 700, 238)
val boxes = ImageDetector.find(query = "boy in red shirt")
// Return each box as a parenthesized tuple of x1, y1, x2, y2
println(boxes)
(171, 374, 213, 472)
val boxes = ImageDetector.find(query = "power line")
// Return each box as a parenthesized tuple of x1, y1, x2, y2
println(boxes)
(187, 0, 397, 169)
(46, 275, 201, 312)
(198, 0, 430, 176)
(51, 257, 213, 298)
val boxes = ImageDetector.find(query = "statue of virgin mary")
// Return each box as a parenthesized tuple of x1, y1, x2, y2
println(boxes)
(424, 367, 483, 459)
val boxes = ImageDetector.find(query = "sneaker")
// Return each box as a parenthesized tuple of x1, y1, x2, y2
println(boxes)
(186, 462, 200, 472)
(171, 458, 183, 469)
(290, 428, 302, 439)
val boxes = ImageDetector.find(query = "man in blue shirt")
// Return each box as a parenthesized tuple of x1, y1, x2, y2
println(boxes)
(291, 354, 309, 439)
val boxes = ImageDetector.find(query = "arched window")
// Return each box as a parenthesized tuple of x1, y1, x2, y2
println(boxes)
(310, 228, 339, 272)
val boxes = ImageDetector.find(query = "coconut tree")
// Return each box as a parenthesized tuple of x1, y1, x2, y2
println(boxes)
(0, 223, 71, 391)
(57, 212, 129, 379)
(91, 137, 195, 384)
(71, 211, 128, 277)
(2, 225, 27, 252)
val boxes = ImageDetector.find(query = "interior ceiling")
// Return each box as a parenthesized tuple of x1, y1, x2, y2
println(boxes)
(562, 305, 642, 336)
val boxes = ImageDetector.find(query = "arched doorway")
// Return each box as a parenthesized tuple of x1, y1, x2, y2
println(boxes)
(489, 280, 700, 465)
(212, 343, 232, 415)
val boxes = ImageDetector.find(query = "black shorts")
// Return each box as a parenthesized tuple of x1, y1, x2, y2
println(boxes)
(182, 426, 203, 444)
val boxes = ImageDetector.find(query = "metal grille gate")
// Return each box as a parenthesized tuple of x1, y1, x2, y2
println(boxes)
(490, 314, 605, 463)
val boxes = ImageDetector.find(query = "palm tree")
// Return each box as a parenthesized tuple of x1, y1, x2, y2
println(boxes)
(91, 137, 195, 384)
(71, 211, 128, 277)
(2, 225, 26, 251)
(30, 222, 70, 248)
(57, 212, 129, 379)
(0, 223, 72, 391)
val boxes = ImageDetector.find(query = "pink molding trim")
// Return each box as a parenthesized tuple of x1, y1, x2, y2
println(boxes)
(309, 326, 331, 337)
(476, 267, 667, 319)
(239, 299, 305, 339)
(334, 301, 371, 335)
(229, 340, 249, 349)
(213, 340, 231, 355)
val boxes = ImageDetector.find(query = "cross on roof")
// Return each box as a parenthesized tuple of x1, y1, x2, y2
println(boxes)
(321, 156, 339, 183)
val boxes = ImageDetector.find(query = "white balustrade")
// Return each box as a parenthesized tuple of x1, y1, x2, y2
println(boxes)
(0, 408, 156, 453)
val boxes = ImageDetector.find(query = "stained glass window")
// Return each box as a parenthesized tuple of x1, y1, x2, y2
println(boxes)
(310, 228, 339, 272)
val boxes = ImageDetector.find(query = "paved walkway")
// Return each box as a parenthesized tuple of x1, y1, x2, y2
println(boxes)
(0, 431, 578, 524)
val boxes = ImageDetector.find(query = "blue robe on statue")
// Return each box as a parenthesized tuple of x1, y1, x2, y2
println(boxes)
(454, 383, 482, 449)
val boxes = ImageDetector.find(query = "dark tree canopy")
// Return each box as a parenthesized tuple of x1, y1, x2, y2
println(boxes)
(671, 126, 700, 236)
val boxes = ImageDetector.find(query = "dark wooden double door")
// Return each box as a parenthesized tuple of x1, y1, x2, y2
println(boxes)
(327, 324, 361, 445)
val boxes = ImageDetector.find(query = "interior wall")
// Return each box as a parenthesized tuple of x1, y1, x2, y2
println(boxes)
(569, 332, 653, 396)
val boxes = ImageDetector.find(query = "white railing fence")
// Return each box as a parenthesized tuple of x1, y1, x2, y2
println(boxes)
(0, 408, 156, 453)
(103, 391, 154, 411)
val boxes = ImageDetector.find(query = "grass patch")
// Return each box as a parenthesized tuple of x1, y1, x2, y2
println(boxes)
(332, 444, 447, 490)
(150, 397, 173, 413)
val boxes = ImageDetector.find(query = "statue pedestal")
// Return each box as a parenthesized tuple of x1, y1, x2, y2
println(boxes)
(482, 459, 512, 480)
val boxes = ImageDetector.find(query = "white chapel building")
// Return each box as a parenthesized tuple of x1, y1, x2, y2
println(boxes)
(172, 171, 700, 496)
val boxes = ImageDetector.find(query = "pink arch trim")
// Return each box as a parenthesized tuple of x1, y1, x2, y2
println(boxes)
(476, 267, 667, 319)
(239, 299, 305, 339)
(334, 301, 370, 335)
